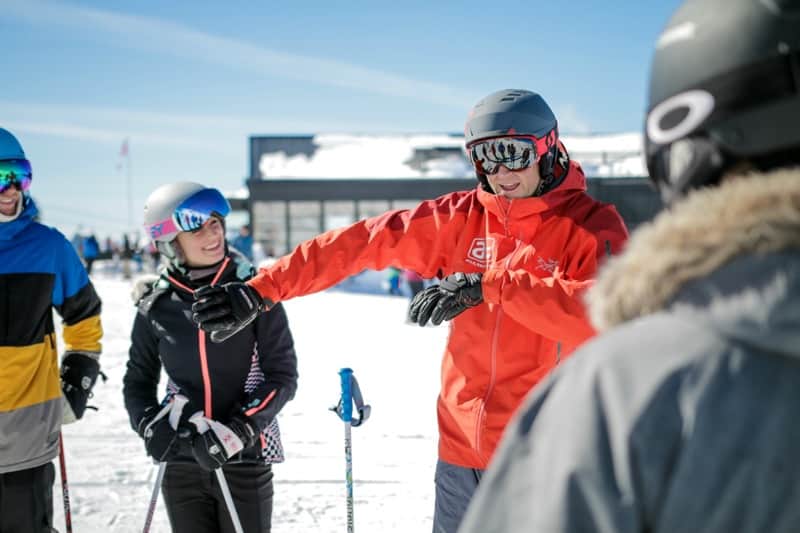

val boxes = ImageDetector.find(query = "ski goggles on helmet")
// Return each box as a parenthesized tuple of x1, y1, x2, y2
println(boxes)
(146, 187, 230, 241)
(0, 159, 32, 194)
(467, 136, 549, 175)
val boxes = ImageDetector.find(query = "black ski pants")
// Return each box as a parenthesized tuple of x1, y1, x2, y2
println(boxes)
(162, 462, 274, 533)
(0, 462, 55, 533)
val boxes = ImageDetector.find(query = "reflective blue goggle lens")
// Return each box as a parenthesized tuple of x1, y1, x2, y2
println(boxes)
(0, 159, 32, 194)
(468, 137, 542, 175)
(173, 188, 231, 232)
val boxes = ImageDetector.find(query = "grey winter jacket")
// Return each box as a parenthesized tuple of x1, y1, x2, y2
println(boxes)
(459, 169, 800, 533)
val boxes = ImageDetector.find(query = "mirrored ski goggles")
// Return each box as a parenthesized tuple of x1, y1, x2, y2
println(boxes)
(468, 136, 548, 175)
(0, 159, 32, 194)
(146, 188, 230, 241)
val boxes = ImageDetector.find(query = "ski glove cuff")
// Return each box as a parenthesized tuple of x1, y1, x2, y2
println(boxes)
(191, 282, 271, 343)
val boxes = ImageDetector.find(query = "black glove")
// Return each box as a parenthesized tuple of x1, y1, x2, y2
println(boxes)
(137, 396, 192, 462)
(408, 273, 483, 326)
(61, 351, 101, 423)
(191, 282, 267, 343)
(189, 413, 259, 471)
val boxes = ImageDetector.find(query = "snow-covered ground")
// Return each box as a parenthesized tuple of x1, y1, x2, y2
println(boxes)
(54, 273, 447, 532)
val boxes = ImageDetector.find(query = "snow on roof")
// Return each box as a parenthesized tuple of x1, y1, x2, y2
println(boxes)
(257, 132, 645, 179)
(225, 186, 250, 199)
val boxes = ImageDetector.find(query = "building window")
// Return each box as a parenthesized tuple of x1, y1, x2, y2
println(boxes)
(323, 201, 356, 231)
(357, 200, 391, 220)
(253, 200, 286, 257)
(289, 201, 322, 251)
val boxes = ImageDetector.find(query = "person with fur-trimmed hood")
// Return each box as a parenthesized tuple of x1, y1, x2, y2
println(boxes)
(122, 182, 298, 533)
(459, 1, 800, 532)
(0, 128, 103, 531)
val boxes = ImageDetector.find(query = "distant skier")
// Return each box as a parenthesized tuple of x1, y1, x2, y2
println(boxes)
(123, 182, 298, 533)
(231, 224, 254, 261)
(82, 232, 100, 275)
(460, 1, 800, 532)
(191, 89, 629, 532)
(0, 128, 103, 532)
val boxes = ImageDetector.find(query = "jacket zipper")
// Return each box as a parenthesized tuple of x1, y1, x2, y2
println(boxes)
(167, 257, 230, 419)
(475, 200, 518, 461)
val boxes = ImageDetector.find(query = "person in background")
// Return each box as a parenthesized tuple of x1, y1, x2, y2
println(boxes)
(82, 231, 100, 275)
(123, 182, 298, 533)
(231, 224, 254, 261)
(459, 2, 800, 532)
(0, 127, 103, 531)
(191, 89, 629, 533)
(70, 225, 84, 258)
(386, 266, 402, 296)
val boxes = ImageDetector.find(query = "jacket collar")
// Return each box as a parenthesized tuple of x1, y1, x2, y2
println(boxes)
(0, 196, 38, 242)
(589, 168, 800, 332)
(165, 248, 255, 292)
(477, 160, 588, 220)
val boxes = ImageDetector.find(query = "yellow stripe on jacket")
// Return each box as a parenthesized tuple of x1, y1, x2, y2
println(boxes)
(63, 314, 103, 353)
(0, 334, 60, 412)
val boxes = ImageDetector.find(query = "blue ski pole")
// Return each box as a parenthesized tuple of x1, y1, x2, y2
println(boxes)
(331, 368, 371, 533)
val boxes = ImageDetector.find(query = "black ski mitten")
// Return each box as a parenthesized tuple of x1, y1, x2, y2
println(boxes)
(409, 273, 483, 326)
(137, 396, 192, 462)
(189, 413, 259, 471)
(192, 282, 269, 343)
(60, 351, 101, 423)
(407, 285, 445, 327)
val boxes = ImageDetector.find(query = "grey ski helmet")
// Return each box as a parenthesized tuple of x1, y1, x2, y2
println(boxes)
(142, 181, 230, 262)
(645, 0, 800, 202)
(464, 89, 564, 194)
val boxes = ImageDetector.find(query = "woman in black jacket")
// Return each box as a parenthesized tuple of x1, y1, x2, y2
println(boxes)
(123, 182, 298, 533)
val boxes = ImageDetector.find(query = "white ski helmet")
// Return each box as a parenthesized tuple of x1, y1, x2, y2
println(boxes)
(142, 181, 230, 262)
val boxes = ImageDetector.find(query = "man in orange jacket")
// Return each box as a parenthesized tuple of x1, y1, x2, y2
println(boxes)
(193, 89, 629, 533)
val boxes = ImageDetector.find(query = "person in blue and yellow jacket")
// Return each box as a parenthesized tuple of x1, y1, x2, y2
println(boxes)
(0, 128, 103, 532)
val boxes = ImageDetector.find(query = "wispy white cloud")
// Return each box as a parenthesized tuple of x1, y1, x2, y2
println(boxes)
(553, 104, 593, 135)
(5, 0, 477, 108)
(0, 101, 394, 152)
(3, 119, 241, 155)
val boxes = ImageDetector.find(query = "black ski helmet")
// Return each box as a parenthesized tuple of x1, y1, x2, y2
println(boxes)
(464, 89, 564, 194)
(645, 0, 800, 202)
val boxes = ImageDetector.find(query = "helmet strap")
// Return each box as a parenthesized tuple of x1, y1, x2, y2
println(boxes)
(654, 136, 726, 203)
(534, 142, 570, 196)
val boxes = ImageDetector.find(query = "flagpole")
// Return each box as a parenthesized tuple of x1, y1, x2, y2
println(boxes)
(121, 138, 133, 280)
(125, 139, 132, 230)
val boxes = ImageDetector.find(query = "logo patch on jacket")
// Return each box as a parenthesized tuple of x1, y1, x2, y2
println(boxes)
(466, 238, 495, 268)
(536, 257, 560, 274)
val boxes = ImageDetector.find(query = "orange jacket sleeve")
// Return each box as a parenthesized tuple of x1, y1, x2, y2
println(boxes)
(247, 192, 471, 303)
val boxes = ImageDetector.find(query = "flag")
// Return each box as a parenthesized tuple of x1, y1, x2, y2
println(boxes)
(117, 138, 129, 172)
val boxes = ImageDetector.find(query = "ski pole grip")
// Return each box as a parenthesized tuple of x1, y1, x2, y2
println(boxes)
(339, 367, 353, 423)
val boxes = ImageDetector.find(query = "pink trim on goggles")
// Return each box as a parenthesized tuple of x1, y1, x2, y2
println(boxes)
(468, 134, 554, 175)
(146, 217, 180, 240)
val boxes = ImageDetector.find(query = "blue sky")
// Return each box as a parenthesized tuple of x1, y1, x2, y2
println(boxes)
(2, 0, 681, 238)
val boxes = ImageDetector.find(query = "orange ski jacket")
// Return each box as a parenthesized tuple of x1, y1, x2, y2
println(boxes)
(248, 160, 628, 468)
